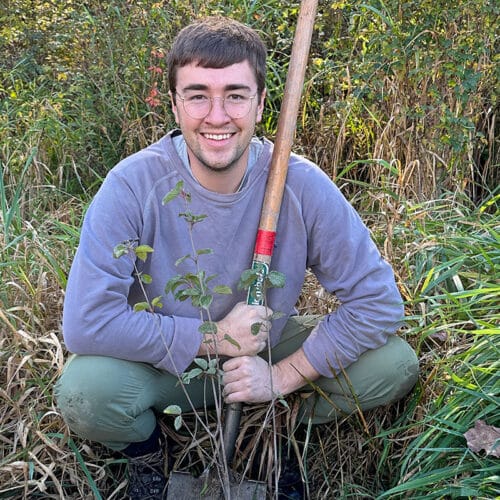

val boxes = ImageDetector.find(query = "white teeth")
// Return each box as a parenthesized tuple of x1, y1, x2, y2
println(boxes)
(203, 133, 232, 140)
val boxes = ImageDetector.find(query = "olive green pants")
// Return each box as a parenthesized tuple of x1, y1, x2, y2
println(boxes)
(55, 316, 418, 451)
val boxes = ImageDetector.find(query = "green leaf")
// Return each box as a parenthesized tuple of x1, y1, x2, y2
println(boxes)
(213, 285, 232, 295)
(266, 270, 286, 288)
(224, 334, 241, 350)
(182, 368, 203, 382)
(420, 267, 436, 294)
(179, 211, 208, 224)
(163, 404, 182, 415)
(196, 248, 213, 256)
(162, 180, 184, 204)
(174, 415, 183, 431)
(182, 272, 199, 282)
(199, 321, 218, 335)
(57, 435, 103, 499)
(113, 243, 129, 259)
(175, 254, 192, 266)
(133, 302, 150, 312)
(135, 245, 154, 262)
(238, 268, 259, 290)
(165, 275, 183, 294)
(194, 358, 208, 370)
(198, 294, 213, 309)
(206, 358, 219, 375)
(251, 322, 263, 335)
(178, 287, 200, 297)
(278, 398, 289, 409)
(205, 273, 217, 284)
(140, 273, 152, 284)
(151, 296, 163, 308)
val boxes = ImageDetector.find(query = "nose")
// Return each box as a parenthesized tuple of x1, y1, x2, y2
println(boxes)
(205, 97, 230, 123)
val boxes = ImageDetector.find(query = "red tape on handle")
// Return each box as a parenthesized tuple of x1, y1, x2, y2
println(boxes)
(254, 229, 276, 256)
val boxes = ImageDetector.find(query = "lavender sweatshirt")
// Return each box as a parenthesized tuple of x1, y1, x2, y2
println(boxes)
(63, 131, 404, 376)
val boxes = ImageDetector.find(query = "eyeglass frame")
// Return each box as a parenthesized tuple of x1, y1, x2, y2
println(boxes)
(174, 91, 259, 120)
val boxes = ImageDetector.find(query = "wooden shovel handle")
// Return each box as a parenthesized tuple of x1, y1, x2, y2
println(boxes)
(254, 0, 318, 262)
(225, 0, 318, 467)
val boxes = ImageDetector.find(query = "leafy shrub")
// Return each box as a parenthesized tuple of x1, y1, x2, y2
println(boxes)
(1, 0, 497, 201)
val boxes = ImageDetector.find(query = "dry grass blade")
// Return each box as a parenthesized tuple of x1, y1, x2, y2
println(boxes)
(1, 0, 497, 498)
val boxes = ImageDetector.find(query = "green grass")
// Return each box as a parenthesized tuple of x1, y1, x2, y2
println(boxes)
(299, 192, 499, 499)
(1, 0, 498, 498)
(377, 193, 500, 499)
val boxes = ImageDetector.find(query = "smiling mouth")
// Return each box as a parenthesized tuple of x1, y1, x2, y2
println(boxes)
(202, 133, 233, 141)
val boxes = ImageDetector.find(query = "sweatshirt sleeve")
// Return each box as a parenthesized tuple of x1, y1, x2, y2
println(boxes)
(62, 169, 202, 375)
(300, 169, 405, 377)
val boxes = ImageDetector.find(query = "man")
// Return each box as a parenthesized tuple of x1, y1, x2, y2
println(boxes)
(55, 16, 419, 499)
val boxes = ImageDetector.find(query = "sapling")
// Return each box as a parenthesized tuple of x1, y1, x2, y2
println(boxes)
(113, 179, 287, 492)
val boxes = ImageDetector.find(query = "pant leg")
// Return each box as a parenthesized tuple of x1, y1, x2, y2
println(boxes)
(268, 316, 419, 424)
(54, 354, 217, 450)
(55, 316, 419, 449)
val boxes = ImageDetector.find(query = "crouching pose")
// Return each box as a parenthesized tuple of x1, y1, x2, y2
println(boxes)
(55, 16, 419, 499)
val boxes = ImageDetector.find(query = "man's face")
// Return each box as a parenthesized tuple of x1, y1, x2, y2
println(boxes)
(171, 61, 265, 175)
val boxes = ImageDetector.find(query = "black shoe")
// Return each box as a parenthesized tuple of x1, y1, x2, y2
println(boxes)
(127, 448, 167, 500)
(277, 453, 305, 499)
(278, 446, 307, 500)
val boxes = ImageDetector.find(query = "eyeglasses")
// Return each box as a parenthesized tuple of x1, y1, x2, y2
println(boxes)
(175, 92, 258, 119)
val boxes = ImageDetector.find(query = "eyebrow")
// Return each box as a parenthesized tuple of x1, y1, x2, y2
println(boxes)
(181, 83, 254, 93)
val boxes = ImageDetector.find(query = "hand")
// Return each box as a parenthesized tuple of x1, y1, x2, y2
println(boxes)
(214, 302, 272, 357)
(222, 356, 279, 403)
(223, 347, 321, 403)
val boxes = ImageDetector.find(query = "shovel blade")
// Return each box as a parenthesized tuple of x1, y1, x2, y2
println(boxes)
(166, 471, 267, 499)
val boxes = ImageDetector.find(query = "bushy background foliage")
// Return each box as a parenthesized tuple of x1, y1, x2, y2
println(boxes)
(1, 0, 497, 198)
(1, 0, 498, 498)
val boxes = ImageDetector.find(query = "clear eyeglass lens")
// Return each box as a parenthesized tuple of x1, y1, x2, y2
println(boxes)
(180, 95, 255, 119)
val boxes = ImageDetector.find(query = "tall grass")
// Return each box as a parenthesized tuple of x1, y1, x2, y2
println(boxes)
(0, 0, 498, 498)
(0, 148, 36, 249)
(377, 192, 500, 499)
(299, 192, 499, 499)
(1, 0, 497, 199)
(381, 334, 499, 499)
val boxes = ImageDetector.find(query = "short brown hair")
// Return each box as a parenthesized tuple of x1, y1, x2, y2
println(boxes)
(168, 16, 267, 98)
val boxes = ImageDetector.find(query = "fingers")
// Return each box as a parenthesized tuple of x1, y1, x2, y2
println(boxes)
(251, 320, 270, 341)
(222, 355, 246, 374)
(258, 319, 272, 334)
(215, 302, 273, 357)
(222, 358, 245, 401)
(258, 338, 267, 353)
(222, 356, 274, 403)
(235, 301, 274, 322)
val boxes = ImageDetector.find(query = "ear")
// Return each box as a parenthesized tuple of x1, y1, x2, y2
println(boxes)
(169, 91, 180, 124)
(255, 88, 266, 123)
